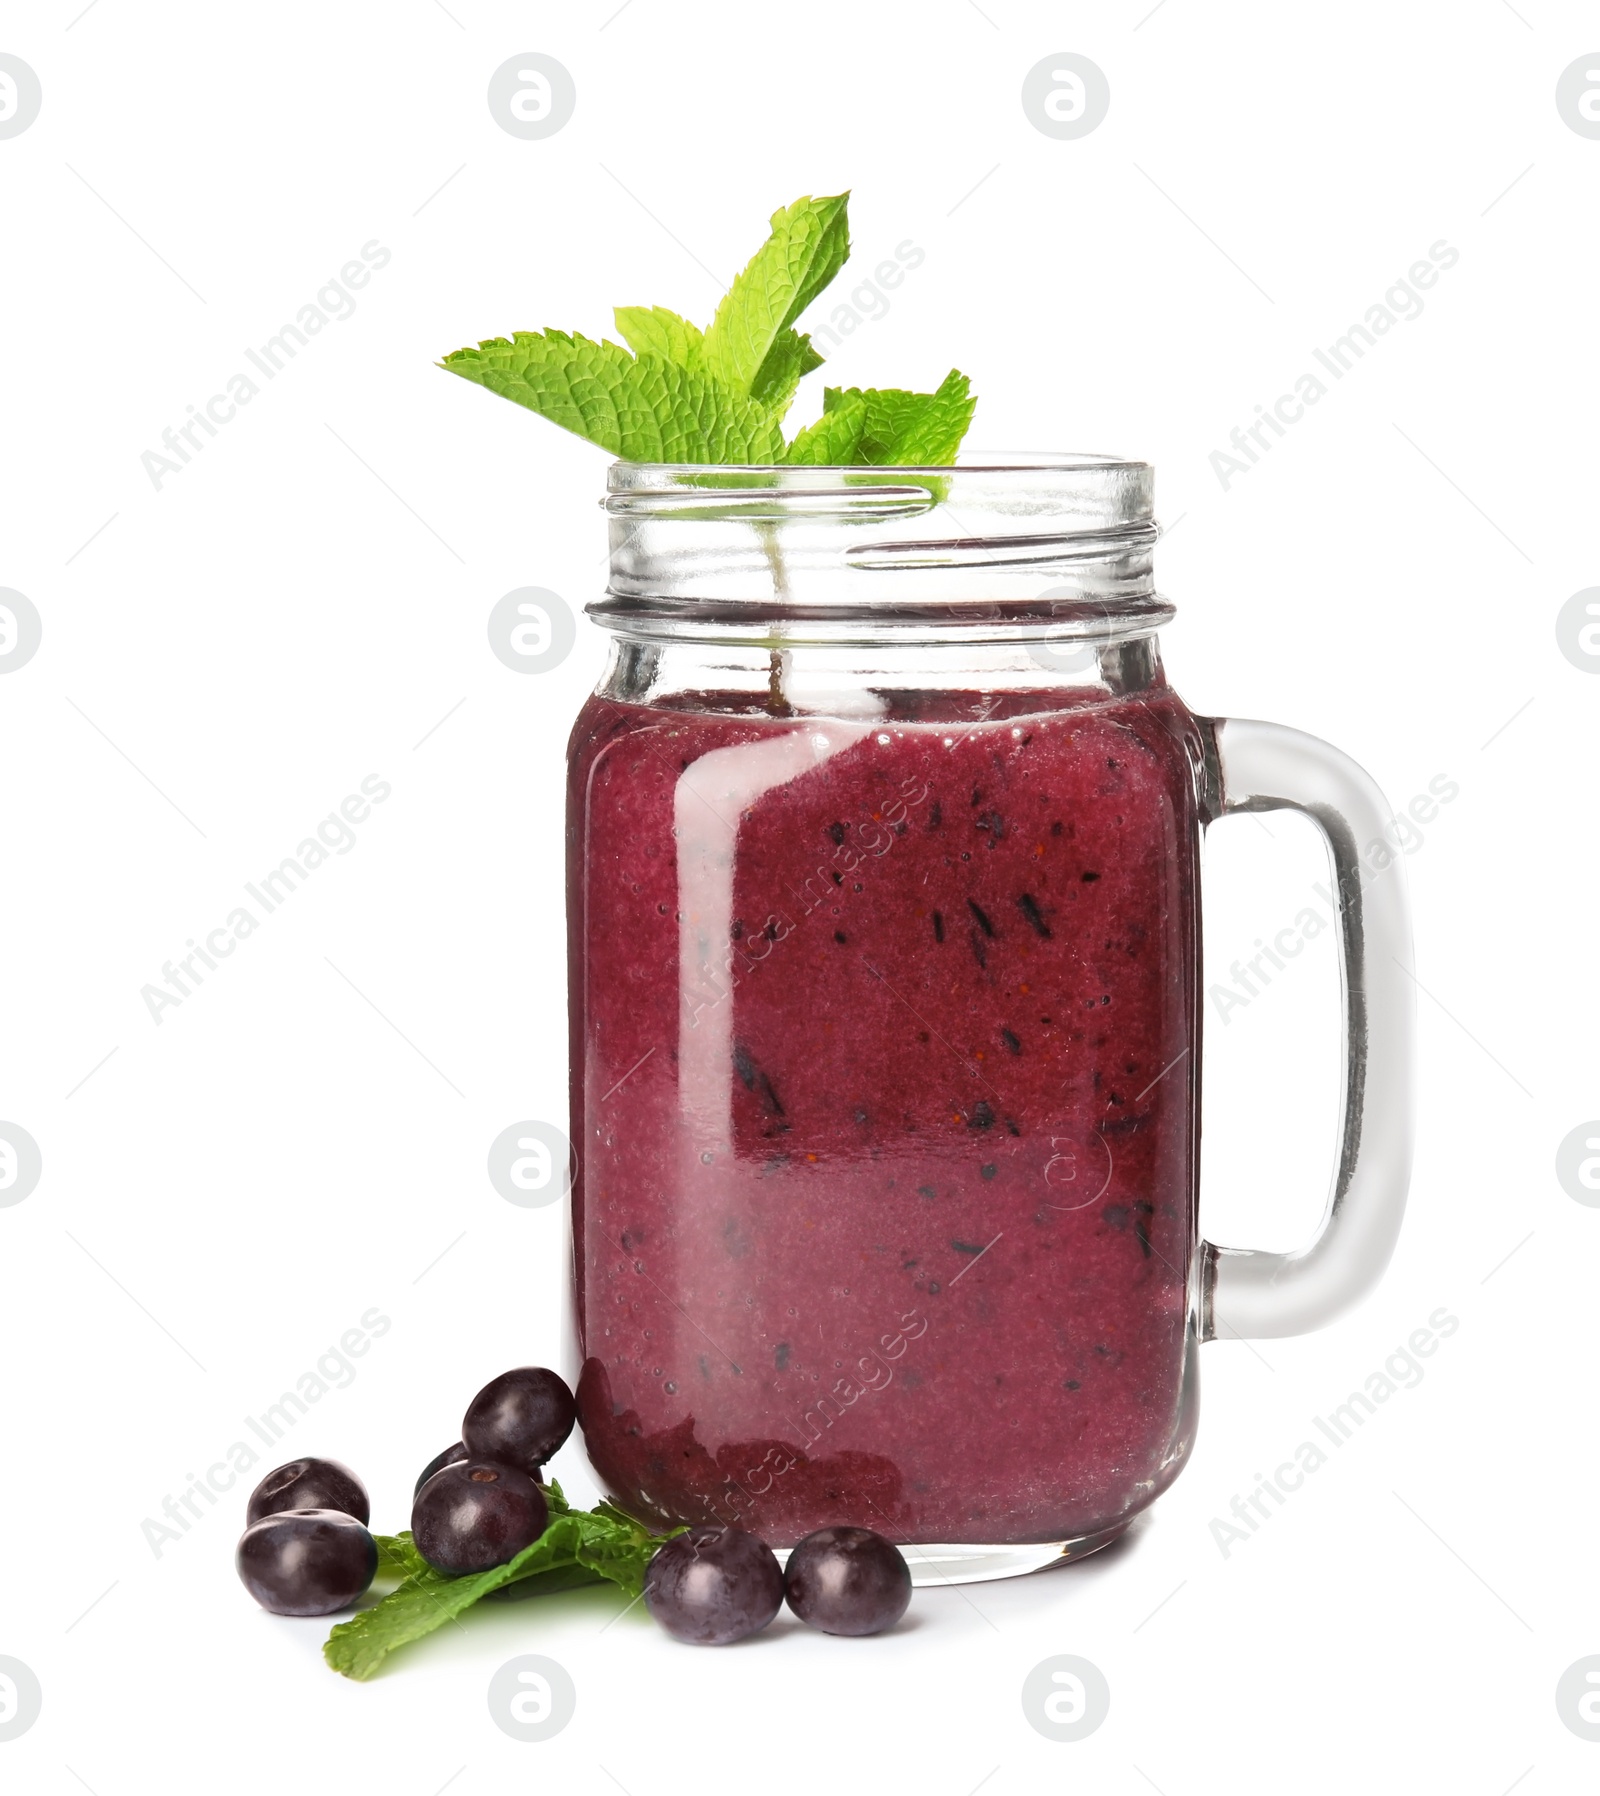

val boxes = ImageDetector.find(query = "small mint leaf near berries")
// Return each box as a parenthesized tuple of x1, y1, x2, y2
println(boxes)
(783, 1526, 911, 1636)
(237, 1509, 377, 1617)
(324, 1492, 676, 1680)
(643, 1524, 785, 1645)
(246, 1457, 369, 1527)
(372, 1532, 426, 1581)
(411, 1461, 549, 1576)
(461, 1366, 576, 1473)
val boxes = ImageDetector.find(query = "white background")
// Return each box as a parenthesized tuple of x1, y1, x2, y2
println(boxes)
(2, 2, 1595, 1791)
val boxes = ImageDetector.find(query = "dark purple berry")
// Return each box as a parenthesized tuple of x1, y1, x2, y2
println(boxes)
(411, 1460, 548, 1575)
(643, 1524, 784, 1645)
(246, 1457, 369, 1527)
(461, 1367, 576, 1474)
(236, 1509, 377, 1616)
(783, 1526, 911, 1636)
(415, 1442, 469, 1496)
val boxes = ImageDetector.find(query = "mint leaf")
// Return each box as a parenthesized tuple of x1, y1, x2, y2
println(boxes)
(440, 331, 785, 462)
(700, 193, 850, 400)
(750, 328, 824, 415)
(617, 307, 817, 420)
(373, 1533, 426, 1581)
(323, 1490, 671, 1681)
(822, 369, 976, 465)
(887, 368, 977, 464)
(782, 390, 868, 464)
(613, 305, 704, 367)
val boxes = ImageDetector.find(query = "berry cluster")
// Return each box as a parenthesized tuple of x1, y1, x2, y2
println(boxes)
(411, 1366, 575, 1573)
(235, 1458, 377, 1617)
(236, 1364, 913, 1649)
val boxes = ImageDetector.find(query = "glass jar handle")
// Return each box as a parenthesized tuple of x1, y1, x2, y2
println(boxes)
(1201, 718, 1416, 1340)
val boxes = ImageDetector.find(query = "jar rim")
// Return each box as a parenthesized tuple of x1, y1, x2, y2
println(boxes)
(596, 452, 1168, 644)
(605, 453, 1154, 516)
(608, 450, 1147, 474)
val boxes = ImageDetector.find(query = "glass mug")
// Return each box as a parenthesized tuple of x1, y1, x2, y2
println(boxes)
(565, 458, 1414, 1583)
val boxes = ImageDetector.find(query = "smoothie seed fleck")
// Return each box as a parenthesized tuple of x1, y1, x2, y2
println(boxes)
(967, 898, 996, 936)
(1016, 893, 1052, 938)
(1001, 1028, 1022, 1054)
(932, 909, 945, 943)
(834, 930, 847, 944)
(980, 1164, 997, 1181)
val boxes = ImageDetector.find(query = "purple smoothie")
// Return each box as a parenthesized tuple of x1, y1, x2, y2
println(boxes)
(568, 678, 1205, 1545)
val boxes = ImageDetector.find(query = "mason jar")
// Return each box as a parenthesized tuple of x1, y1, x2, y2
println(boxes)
(565, 457, 1413, 1583)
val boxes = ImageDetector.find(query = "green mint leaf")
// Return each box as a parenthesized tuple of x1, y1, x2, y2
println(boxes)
(820, 383, 923, 457)
(322, 1492, 669, 1681)
(749, 328, 823, 415)
(782, 390, 868, 464)
(373, 1533, 426, 1581)
(822, 368, 976, 465)
(612, 305, 704, 367)
(887, 368, 977, 464)
(439, 331, 785, 463)
(700, 193, 850, 399)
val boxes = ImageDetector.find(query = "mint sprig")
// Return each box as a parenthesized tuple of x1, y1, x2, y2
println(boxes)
(441, 192, 975, 466)
(323, 1483, 674, 1681)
